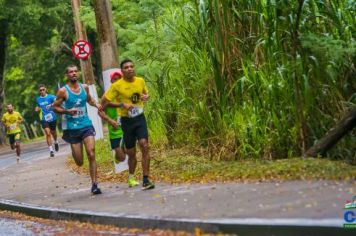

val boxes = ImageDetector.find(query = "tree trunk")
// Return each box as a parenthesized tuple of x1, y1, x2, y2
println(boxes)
(72, 0, 104, 140)
(0, 19, 8, 145)
(305, 108, 356, 157)
(71, 0, 95, 85)
(93, 0, 120, 91)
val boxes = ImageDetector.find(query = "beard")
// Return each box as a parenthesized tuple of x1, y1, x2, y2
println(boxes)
(69, 76, 79, 83)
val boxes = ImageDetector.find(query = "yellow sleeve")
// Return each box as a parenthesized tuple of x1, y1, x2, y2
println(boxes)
(105, 83, 119, 102)
(142, 78, 148, 94)
(1, 115, 5, 123)
(17, 112, 23, 119)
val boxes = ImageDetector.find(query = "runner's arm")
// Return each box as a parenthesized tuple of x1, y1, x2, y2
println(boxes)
(98, 110, 119, 129)
(52, 88, 76, 116)
(100, 93, 121, 109)
(17, 116, 23, 124)
(141, 79, 149, 101)
(1, 116, 8, 130)
(101, 95, 132, 110)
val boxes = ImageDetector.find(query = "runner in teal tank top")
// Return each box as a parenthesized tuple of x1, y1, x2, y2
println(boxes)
(53, 64, 103, 195)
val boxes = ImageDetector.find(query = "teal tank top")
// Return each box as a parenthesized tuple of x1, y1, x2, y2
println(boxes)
(62, 83, 92, 130)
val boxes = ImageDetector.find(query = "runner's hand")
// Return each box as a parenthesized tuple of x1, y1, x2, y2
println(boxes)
(110, 121, 119, 129)
(123, 103, 133, 110)
(141, 94, 149, 102)
(95, 103, 103, 111)
(66, 108, 78, 116)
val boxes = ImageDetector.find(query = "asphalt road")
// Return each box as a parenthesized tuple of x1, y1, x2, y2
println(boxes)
(0, 140, 355, 235)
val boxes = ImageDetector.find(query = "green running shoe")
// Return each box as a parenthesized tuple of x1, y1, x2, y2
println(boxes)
(128, 176, 139, 187)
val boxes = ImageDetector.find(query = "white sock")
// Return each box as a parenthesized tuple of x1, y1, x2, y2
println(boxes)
(49, 146, 54, 152)
(54, 140, 58, 144)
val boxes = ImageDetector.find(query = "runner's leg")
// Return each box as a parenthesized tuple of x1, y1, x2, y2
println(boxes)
(114, 145, 125, 162)
(51, 129, 58, 143)
(126, 147, 137, 175)
(15, 141, 20, 162)
(82, 136, 97, 184)
(70, 142, 84, 166)
(50, 128, 59, 152)
(44, 127, 52, 147)
(138, 138, 150, 176)
(44, 127, 54, 156)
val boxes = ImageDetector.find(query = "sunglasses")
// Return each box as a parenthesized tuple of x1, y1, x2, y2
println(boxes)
(39, 89, 45, 91)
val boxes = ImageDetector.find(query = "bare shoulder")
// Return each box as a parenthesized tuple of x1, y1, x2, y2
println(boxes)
(56, 87, 67, 99)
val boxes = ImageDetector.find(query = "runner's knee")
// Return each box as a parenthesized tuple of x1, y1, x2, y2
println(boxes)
(86, 149, 95, 161)
(115, 150, 125, 162)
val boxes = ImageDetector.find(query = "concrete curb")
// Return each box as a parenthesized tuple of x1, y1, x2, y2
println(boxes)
(0, 199, 354, 235)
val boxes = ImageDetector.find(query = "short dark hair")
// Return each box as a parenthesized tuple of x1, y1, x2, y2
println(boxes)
(38, 84, 45, 89)
(65, 64, 78, 73)
(120, 59, 133, 69)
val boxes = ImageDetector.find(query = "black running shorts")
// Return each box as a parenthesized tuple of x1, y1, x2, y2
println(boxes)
(120, 114, 148, 149)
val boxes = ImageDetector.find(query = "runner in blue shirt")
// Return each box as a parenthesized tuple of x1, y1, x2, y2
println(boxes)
(53, 64, 103, 195)
(35, 84, 59, 157)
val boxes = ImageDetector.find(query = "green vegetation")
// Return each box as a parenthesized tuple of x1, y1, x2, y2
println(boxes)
(68, 139, 356, 183)
(2, 1, 355, 163)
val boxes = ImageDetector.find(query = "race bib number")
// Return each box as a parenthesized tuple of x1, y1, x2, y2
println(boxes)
(9, 124, 17, 130)
(73, 107, 86, 118)
(44, 113, 53, 121)
(128, 107, 143, 118)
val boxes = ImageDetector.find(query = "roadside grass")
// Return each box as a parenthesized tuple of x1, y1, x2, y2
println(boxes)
(67, 139, 356, 184)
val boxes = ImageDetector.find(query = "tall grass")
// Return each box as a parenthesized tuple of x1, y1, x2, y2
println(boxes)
(135, 0, 355, 161)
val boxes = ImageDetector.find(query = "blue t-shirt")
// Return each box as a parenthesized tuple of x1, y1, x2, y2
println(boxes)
(36, 94, 57, 122)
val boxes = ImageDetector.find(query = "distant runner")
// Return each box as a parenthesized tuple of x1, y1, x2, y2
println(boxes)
(1, 104, 23, 163)
(53, 64, 103, 195)
(35, 84, 59, 157)
(102, 59, 154, 190)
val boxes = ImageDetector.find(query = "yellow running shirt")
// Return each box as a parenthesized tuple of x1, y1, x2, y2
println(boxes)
(1, 111, 22, 134)
(105, 76, 148, 117)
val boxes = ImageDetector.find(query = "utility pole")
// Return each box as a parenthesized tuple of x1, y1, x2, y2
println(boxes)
(71, 0, 104, 139)
(92, 0, 120, 91)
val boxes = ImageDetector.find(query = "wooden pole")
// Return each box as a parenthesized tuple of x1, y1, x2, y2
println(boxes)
(92, 0, 120, 91)
(71, 0, 104, 140)
(71, 0, 95, 85)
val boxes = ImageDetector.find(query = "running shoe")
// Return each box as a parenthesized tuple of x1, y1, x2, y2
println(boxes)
(142, 180, 155, 190)
(128, 176, 139, 187)
(50, 151, 55, 157)
(91, 183, 102, 195)
(54, 143, 59, 152)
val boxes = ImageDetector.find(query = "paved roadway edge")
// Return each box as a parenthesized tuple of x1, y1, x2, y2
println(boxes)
(0, 199, 354, 235)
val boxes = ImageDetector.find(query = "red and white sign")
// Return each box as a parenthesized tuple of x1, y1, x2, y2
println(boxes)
(72, 40, 92, 60)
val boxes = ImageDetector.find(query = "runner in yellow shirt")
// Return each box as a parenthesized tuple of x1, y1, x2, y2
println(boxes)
(1, 104, 23, 162)
(101, 59, 154, 190)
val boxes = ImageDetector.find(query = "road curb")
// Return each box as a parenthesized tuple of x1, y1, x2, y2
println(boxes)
(0, 199, 354, 235)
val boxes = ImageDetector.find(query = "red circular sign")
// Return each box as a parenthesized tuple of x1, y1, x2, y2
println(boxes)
(72, 40, 92, 60)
